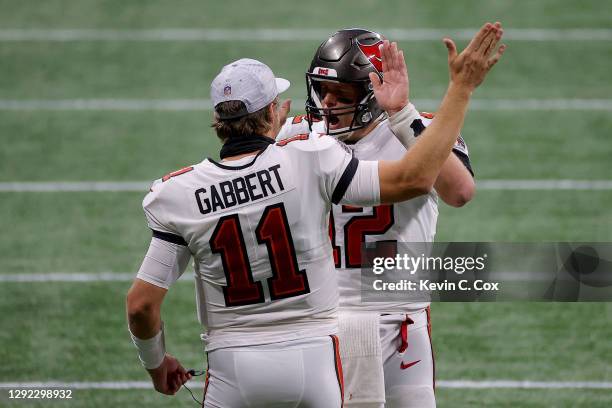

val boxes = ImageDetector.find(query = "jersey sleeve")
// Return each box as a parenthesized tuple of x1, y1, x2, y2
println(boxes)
(339, 160, 380, 206)
(138, 180, 191, 289)
(276, 115, 312, 141)
(315, 136, 380, 206)
(412, 114, 474, 177)
(136, 237, 191, 289)
(142, 179, 188, 245)
(451, 134, 474, 176)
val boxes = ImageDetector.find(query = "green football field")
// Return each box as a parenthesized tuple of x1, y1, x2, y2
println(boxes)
(1, 0, 611, 407)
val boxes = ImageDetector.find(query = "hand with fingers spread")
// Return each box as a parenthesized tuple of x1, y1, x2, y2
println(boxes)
(369, 40, 410, 116)
(443, 22, 506, 92)
(277, 99, 292, 127)
(273, 98, 292, 136)
(147, 353, 192, 395)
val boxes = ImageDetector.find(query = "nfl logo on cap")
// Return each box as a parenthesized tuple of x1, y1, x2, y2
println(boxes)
(211, 58, 290, 120)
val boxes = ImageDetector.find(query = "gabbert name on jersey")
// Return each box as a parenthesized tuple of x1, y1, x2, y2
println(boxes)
(194, 164, 285, 215)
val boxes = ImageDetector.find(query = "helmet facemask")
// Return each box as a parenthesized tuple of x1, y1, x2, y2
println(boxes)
(305, 73, 383, 141)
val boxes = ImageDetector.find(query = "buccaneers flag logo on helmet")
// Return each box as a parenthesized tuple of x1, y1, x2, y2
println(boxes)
(356, 40, 384, 73)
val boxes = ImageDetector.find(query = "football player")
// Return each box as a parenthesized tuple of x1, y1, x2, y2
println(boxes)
(277, 24, 504, 407)
(126, 23, 504, 408)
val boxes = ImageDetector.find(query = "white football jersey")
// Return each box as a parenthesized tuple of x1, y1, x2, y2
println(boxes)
(278, 114, 471, 313)
(139, 136, 380, 351)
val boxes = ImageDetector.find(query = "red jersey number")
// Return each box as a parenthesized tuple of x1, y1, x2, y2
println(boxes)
(329, 205, 395, 268)
(210, 203, 309, 307)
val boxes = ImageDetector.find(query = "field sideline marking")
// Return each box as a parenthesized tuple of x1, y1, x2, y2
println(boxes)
(0, 380, 611, 390)
(0, 273, 138, 282)
(0, 28, 611, 42)
(0, 267, 609, 283)
(0, 273, 193, 283)
(2, 98, 612, 111)
(2, 180, 612, 193)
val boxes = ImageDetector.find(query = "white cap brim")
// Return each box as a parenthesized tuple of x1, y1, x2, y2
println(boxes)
(276, 78, 290, 94)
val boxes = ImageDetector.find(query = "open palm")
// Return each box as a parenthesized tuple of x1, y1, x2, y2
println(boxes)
(369, 41, 410, 116)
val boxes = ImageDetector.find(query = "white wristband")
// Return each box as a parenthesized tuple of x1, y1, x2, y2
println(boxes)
(130, 323, 166, 369)
(388, 103, 421, 149)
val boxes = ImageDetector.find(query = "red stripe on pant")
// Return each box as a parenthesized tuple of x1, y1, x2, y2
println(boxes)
(426, 306, 436, 391)
(398, 315, 415, 353)
(201, 369, 210, 407)
(330, 334, 345, 407)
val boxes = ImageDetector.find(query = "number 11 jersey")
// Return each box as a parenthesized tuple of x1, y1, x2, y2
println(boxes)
(138, 135, 380, 351)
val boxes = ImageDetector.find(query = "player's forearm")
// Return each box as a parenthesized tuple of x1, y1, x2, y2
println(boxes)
(404, 83, 471, 184)
(127, 279, 168, 370)
(127, 307, 161, 339)
(126, 284, 163, 339)
(380, 83, 471, 202)
(434, 153, 476, 207)
(387, 103, 421, 149)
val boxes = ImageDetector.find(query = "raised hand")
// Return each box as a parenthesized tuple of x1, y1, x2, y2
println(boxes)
(443, 22, 506, 91)
(369, 40, 409, 116)
(278, 99, 291, 125)
(272, 98, 291, 137)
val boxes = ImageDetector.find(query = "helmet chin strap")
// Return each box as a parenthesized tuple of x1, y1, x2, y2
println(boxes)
(335, 111, 387, 143)
(334, 129, 356, 142)
(308, 79, 386, 142)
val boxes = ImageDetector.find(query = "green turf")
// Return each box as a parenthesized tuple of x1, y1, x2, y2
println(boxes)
(1, 284, 611, 406)
(0, 283, 610, 383)
(463, 111, 612, 180)
(1, 41, 610, 100)
(0, 388, 201, 408)
(1, 1, 612, 407)
(435, 389, 612, 408)
(0, 193, 149, 272)
(0, 282, 204, 382)
(0, 388, 202, 408)
(436, 190, 612, 242)
(1, 0, 610, 29)
(432, 303, 612, 381)
(0, 41, 317, 100)
(2, 388, 612, 408)
(1, 190, 611, 274)
(1, 111, 611, 182)
(0, 112, 220, 182)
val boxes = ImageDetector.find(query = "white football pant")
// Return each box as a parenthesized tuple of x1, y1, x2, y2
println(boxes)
(380, 308, 436, 408)
(203, 335, 343, 407)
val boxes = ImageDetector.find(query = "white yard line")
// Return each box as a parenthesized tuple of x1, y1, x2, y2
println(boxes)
(1, 98, 612, 111)
(0, 272, 194, 283)
(0, 181, 151, 192)
(1, 180, 612, 193)
(0, 270, 600, 284)
(0, 381, 165, 390)
(0, 28, 610, 42)
(0, 99, 211, 111)
(0, 380, 611, 389)
(476, 180, 612, 190)
(0, 273, 136, 282)
(436, 380, 612, 389)
(468, 99, 612, 111)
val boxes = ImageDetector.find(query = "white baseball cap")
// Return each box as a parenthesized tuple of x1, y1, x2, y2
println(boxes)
(211, 58, 290, 119)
